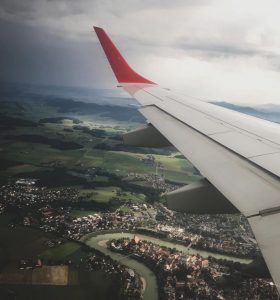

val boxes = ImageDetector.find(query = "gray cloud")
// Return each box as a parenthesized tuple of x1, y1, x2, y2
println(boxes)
(1, 0, 280, 104)
(0, 0, 35, 15)
(0, 18, 111, 87)
(177, 40, 260, 58)
(0, 0, 204, 23)
(175, 37, 280, 76)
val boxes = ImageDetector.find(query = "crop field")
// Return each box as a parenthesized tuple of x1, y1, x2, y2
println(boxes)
(40, 243, 81, 260)
(0, 88, 201, 203)
(0, 271, 116, 300)
(79, 187, 146, 203)
(0, 214, 51, 261)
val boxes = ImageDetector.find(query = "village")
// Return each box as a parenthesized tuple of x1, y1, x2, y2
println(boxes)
(0, 179, 259, 259)
(109, 236, 277, 299)
(0, 179, 278, 298)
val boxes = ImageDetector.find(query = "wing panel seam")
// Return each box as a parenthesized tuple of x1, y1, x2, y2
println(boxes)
(165, 95, 280, 147)
(248, 152, 280, 159)
(142, 92, 280, 147)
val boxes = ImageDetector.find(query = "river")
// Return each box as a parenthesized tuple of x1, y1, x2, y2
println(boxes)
(83, 232, 253, 300)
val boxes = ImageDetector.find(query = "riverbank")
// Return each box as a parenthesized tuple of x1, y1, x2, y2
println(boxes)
(82, 231, 253, 264)
(82, 231, 253, 300)
(86, 234, 158, 300)
(97, 239, 147, 296)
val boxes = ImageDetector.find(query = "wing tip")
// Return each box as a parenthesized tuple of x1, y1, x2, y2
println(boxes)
(93, 26, 103, 32)
(93, 26, 155, 85)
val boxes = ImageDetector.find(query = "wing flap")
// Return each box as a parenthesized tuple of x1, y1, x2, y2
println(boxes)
(165, 179, 239, 214)
(123, 124, 171, 147)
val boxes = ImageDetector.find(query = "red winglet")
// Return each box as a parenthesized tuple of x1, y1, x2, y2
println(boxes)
(94, 26, 155, 84)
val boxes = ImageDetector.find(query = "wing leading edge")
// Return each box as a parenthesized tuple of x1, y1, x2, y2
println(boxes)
(93, 26, 280, 291)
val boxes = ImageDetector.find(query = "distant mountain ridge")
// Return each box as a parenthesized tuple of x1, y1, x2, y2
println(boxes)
(1, 82, 280, 124)
(257, 103, 280, 113)
(212, 101, 280, 124)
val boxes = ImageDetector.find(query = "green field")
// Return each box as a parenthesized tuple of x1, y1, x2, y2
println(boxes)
(79, 187, 117, 203)
(40, 243, 81, 260)
(0, 214, 118, 299)
(0, 93, 201, 203)
(0, 271, 118, 300)
(0, 214, 51, 262)
(1, 129, 197, 184)
(79, 187, 146, 203)
(0, 214, 81, 264)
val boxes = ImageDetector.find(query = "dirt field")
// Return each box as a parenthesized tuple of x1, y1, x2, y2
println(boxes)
(0, 266, 73, 286)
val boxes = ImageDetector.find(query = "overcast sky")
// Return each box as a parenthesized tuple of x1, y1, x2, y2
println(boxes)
(1, 0, 280, 104)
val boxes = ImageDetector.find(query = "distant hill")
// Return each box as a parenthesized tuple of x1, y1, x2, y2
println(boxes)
(0, 82, 138, 107)
(212, 101, 280, 123)
(1, 82, 279, 124)
(256, 103, 280, 113)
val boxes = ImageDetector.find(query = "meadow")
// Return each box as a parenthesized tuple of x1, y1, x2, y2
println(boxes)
(0, 88, 200, 202)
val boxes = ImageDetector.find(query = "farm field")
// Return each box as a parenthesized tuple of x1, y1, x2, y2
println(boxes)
(0, 87, 200, 202)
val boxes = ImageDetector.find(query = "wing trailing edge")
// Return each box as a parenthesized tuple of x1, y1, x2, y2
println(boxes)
(123, 124, 171, 147)
(165, 179, 239, 214)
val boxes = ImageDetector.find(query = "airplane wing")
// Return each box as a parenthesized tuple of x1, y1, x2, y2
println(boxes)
(93, 26, 280, 291)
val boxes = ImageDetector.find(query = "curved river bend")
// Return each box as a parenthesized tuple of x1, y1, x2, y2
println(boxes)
(84, 232, 252, 300)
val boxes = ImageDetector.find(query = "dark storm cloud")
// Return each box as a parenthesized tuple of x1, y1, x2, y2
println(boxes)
(0, 0, 35, 15)
(1, 0, 201, 86)
(0, 0, 204, 22)
(0, 18, 111, 87)
(1, 0, 280, 104)
(0, 0, 78, 19)
(0, 0, 221, 87)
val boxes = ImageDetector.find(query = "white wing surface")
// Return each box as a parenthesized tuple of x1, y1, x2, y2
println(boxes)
(94, 27, 280, 291)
